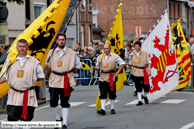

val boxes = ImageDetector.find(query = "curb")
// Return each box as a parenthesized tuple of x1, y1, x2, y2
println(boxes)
(181, 89, 194, 92)
(0, 100, 47, 115)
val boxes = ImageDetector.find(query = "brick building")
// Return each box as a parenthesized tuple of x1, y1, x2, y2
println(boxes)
(78, 0, 93, 48)
(92, 0, 194, 42)
(169, 0, 194, 40)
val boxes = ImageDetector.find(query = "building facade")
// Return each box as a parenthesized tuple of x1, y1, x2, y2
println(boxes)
(169, 0, 194, 40)
(92, 0, 194, 42)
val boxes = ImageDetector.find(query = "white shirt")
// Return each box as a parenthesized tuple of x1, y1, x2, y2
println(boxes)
(56, 47, 81, 69)
(96, 52, 125, 66)
(3, 54, 45, 80)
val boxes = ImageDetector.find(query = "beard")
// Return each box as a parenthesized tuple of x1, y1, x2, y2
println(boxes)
(58, 44, 65, 49)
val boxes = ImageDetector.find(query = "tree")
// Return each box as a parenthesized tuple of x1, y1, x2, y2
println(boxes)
(0, 0, 24, 5)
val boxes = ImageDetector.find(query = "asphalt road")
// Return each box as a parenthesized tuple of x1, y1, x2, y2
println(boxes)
(1, 85, 194, 129)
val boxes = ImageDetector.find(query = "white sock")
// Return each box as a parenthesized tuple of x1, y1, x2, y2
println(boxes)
(133, 82, 136, 91)
(144, 92, 147, 97)
(110, 99, 115, 109)
(23, 128, 30, 129)
(62, 108, 69, 126)
(52, 106, 61, 120)
(101, 99, 106, 110)
(137, 92, 142, 101)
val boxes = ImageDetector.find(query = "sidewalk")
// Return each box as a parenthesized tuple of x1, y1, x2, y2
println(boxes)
(0, 100, 47, 115)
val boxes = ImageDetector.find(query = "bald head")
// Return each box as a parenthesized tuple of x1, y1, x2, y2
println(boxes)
(190, 37, 194, 45)
(104, 44, 110, 48)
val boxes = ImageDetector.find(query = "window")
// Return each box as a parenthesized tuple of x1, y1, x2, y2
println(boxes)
(34, 2, 45, 20)
(173, 3, 176, 17)
(81, 0, 86, 12)
(81, 25, 85, 49)
(178, 4, 180, 17)
(169, 3, 172, 17)
(88, 0, 92, 12)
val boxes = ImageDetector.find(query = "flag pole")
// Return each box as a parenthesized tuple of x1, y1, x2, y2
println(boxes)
(143, 9, 168, 41)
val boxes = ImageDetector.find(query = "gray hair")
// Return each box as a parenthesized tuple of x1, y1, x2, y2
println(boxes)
(99, 42, 104, 46)
(17, 39, 28, 47)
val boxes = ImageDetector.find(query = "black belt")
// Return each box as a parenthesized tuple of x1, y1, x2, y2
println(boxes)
(53, 70, 73, 76)
(101, 70, 116, 73)
(133, 66, 145, 69)
(10, 86, 35, 93)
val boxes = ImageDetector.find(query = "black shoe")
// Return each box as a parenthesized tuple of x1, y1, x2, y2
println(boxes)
(111, 109, 116, 114)
(55, 117, 63, 129)
(71, 87, 74, 92)
(62, 125, 67, 129)
(136, 101, 143, 106)
(144, 97, 149, 104)
(97, 109, 106, 115)
(56, 117, 63, 121)
(133, 91, 137, 96)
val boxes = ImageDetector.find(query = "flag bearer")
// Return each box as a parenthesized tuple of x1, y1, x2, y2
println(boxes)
(45, 32, 81, 129)
(127, 41, 151, 106)
(0, 39, 45, 129)
(95, 44, 125, 115)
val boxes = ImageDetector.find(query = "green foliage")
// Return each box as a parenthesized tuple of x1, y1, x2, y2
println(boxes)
(7, 0, 24, 5)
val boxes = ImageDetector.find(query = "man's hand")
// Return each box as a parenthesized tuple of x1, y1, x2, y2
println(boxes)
(114, 72, 119, 78)
(124, 57, 129, 60)
(45, 62, 51, 71)
(95, 65, 100, 71)
(0, 76, 6, 84)
(148, 71, 151, 76)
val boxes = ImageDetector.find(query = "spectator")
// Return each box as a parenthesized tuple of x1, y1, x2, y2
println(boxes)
(75, 42, 84, 56)
(89, 41, 95, 53)
(80, 47, 90, 85)
(123, 42, 128, 58)
(190, 37, 194, 61)
(139, 37, 144, 43)
(79, 47, 90, 59)
(95, 42, 104, 57)
(94, 43, 99, 51)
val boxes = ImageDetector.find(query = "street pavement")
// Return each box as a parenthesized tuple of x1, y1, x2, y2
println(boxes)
(1, 85, 194, 129)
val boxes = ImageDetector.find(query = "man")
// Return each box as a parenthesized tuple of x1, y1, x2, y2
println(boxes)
(75, 42, 83, 56)
(95, 44, 125, 115)
(45, 32, 81, 129)
(190, 37, 194, 61)
(95, 42, 104, 57)
(89, 41, 95, 53)
(94, 42, 99, 50)
(0, 39, 44, 129)
(123, 42, 128, 58)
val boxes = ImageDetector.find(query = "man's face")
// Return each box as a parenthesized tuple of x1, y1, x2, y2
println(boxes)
(98, 44, 102, 48)
(123, 43, 127, 48)
(76, 44, 80, 49)
(95, 44, 98, 48)
(134, 44, 141, 52)
(104, 45, 110, 55)
(17, 42, 28, 56)
(1, 48, 5, 54)
(89, 42, 93, 47)
(57, 36, 66, 48)
(127, 46, 131, 51)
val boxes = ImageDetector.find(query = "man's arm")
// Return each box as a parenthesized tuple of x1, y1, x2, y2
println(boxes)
(36, 64, 45, 81)
(114, 64, 125, 78)
(114, 56, 126, 78)
(73, 55, 81, 73)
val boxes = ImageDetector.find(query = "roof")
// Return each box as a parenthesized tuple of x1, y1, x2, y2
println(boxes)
(26, 18, 31, 25)
(93, 25, 105, 33)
